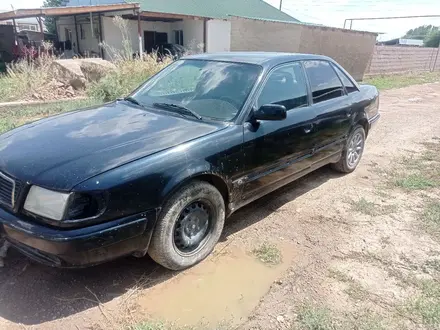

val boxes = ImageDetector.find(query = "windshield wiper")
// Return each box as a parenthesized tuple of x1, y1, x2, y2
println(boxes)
(123, 96, 143, 107)
(153, 102, 202, 120)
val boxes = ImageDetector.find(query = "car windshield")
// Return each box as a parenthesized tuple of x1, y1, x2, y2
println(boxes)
(130, 59, 262, 121)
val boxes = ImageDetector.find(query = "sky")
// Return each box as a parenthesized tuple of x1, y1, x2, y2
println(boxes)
(2, 0, 440, 41)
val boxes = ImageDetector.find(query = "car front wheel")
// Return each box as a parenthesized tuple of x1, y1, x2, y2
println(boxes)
(148, 180, 225, 270)
(332, 125, 366, 173)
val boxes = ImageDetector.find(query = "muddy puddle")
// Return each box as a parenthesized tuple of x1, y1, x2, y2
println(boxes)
(137, 244, 294, 327)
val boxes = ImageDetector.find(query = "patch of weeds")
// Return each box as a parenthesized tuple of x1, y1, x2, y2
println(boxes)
(399, 253, 419, 271)
(345, 282, 369, 301)
(404, 280, 440, 327)
(328, 269, 369, 301)
(423, 259, 440, 273)
(374, 189, 390, 199)
(423, 142, 440, 154)
(398, 155, 425, 170)
(407, 298, 440, 327)
(394, 173, 436, 190)
(350, 198, 378, 216)
(297, 305, 337, 330)
(349, 198, 397, 217)
(347, 312, 386, 330)
(130, 321, 167, 330)
(328, 269, 353, 282)
(420, 201, 440, 238)
(252, 243, 282, 265)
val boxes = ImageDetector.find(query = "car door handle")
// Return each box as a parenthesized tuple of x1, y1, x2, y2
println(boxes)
(303, 124, 313, 134)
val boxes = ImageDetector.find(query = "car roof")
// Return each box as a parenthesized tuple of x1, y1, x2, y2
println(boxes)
(182, 52, 334, 67)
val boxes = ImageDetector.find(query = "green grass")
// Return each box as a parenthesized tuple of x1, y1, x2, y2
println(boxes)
(297, 306, 337, 330)
(0, 99, 102, 134)
(350, 198, 379, 216)
(404, 280, 440, 327)
(349, 198, 397, 217)
(394, 173, 436, 190)
(363, 71, 440, 90)
(420, 201, 440, 238)
(130, 322, 168, 330)
(252, 243, 282, 265)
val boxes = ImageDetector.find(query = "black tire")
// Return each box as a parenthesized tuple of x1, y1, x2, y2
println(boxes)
(331, 125, 366, 173)
(148, 181, 225, 270)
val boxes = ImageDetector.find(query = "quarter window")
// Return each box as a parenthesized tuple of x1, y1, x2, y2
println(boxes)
(304, 60, 344, 103)
(333, 65, 357, 93)
(257, 62, 308, 111)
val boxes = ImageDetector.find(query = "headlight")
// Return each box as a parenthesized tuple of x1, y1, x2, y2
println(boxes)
(24, 186, 107, 222)
(24, 186, 70, 221)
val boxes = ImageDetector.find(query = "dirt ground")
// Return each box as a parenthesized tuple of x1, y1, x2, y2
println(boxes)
(1, 82, 440, 330)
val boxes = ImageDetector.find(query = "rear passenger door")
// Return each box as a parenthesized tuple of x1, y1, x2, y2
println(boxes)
(303, 60, 353, 161)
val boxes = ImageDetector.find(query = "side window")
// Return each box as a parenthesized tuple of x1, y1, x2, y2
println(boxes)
(333, 65, 358, 93)
(304, 61, 344, 103)
(257, 62, 308, 111)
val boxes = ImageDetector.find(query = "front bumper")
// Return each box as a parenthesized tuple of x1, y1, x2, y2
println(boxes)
(0, 208, 156, 268)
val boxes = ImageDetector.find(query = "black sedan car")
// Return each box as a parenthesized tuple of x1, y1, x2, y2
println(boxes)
(0, 52, 380, 269)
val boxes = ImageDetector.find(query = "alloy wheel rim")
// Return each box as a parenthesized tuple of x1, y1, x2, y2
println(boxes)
(173, 201, 212, 255)
(347, 132, 364, 168)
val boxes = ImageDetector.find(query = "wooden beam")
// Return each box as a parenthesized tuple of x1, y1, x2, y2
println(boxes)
(140, 11, 206, 20)
(98, 12, 104, 59)
(74, 15, 80, 55)
(0, 3, 140, 21)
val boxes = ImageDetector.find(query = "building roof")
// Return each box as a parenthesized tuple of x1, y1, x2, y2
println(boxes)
(63, 0, 300, 22)
(183, 52, 332, 66)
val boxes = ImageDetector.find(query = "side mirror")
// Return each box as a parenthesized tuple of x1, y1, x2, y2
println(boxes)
(253, 104, 287, 121)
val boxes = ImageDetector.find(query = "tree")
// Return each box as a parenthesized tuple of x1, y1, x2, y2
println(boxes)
(403, 25, 440, 47)
(424, 30, 440, 47)
(403, 25, 437, 40)
(42, 0, 63, 34)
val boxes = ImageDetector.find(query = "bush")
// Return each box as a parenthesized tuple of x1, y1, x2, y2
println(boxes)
(87, 54, 171, 102)
(0, 51, 56, 102)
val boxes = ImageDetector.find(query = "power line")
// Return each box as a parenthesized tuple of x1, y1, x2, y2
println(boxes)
(344, 15, 440, 29)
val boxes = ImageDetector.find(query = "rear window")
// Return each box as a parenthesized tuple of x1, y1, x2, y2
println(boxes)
(333, 65, 358, 94)
(303, 60, 344, 103)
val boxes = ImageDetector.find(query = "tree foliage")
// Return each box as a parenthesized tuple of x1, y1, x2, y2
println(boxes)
(403, 25, 436, 40)
(403, 25, 440, 47)
(424, 30, 440, 48)
(42, 0, 63, 34)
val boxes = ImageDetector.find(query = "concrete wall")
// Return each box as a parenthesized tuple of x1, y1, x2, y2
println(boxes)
(206, 20, 231, 52)
(230, 17, 377, 80)
(365, 45, 440, 75)
(171, 19, 204, 52)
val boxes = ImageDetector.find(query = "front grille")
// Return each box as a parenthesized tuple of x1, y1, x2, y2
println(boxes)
(0, 172, 20, 208)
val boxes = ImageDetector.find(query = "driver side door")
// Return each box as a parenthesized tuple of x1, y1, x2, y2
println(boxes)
(240, 61, 317, 202)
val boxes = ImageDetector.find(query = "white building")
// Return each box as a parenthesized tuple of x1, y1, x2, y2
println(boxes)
(51, 0, 300, 58)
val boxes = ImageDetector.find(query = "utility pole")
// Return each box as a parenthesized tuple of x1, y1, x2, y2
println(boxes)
(279, 0, 283, 10)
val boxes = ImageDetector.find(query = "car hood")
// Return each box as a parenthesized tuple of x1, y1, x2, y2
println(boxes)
(0, 101, 226, 190)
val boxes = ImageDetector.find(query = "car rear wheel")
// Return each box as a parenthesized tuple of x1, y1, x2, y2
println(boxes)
(331, 125, 366, 173)
(148, 181, 225, 270)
